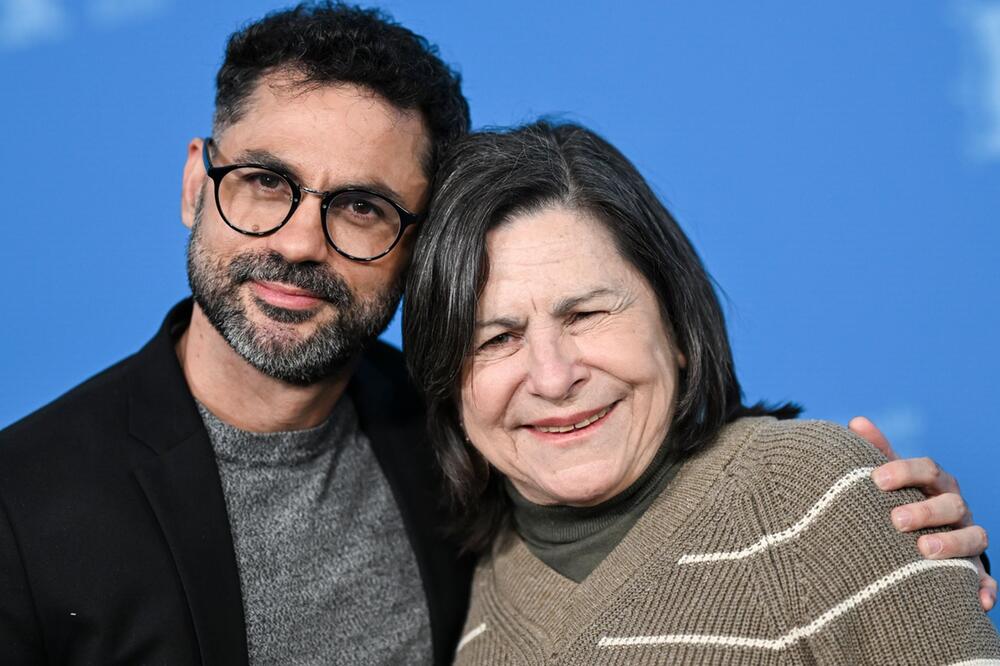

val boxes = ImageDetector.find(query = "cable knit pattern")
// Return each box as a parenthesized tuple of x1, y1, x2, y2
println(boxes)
(454, 417, 1000, 665)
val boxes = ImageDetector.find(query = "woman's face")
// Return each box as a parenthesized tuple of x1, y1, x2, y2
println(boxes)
(459, 206, 686, 507)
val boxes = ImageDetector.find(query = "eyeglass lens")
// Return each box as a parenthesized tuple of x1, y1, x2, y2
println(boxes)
(216, 167, 402, 259)
(325, 191, 401, 260)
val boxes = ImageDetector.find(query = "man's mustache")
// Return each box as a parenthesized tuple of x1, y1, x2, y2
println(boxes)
(228, 251, 353, 308)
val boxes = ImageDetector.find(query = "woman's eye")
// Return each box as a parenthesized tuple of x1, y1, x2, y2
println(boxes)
(484, 333, 510, 347)
(478, 333, 513, 351)
(569, 311, 600, 324)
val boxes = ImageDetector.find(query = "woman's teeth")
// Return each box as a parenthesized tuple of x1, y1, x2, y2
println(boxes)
(535, 404, 612, 433)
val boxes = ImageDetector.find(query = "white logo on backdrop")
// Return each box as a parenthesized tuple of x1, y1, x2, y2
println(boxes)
(0, 0, 168, 49)
(959, 2, 1000, 158)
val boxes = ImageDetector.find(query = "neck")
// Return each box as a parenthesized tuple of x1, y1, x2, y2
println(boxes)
(176, 303, 353, 432)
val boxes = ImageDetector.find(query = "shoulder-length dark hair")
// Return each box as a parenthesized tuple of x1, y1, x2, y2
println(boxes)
(403, 120, 798, 553)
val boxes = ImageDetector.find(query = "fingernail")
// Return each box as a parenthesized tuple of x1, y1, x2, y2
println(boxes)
(873, 469, 891, 488)
(892, 509, 911, 530)
(922, 536, 942, 556)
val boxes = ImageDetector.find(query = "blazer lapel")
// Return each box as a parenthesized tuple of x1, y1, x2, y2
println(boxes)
(128, 301, 248, 666)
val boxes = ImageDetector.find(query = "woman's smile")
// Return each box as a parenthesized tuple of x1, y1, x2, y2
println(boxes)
(525, 401, 618, 439)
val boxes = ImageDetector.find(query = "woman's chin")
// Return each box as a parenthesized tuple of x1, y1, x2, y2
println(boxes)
(527, 470, 626, 507)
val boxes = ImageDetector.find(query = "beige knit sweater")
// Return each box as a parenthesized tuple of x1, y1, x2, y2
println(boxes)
(453, 418, 1000, 664)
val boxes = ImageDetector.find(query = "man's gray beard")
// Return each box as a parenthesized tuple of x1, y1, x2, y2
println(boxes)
(185, 201, 402, 386)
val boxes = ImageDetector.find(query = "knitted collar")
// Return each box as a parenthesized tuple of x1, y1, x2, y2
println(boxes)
(505, 438, 679, 581)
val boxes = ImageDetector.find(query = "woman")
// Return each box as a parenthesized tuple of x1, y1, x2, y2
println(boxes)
(404, 121, 1000, 664)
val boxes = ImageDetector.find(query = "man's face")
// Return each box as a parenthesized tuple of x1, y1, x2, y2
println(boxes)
(181, 76, 430, 385)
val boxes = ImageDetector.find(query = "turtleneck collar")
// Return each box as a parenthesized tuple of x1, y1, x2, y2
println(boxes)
(506, 438, 680, 582)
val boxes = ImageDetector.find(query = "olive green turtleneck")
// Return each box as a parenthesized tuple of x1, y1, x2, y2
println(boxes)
(506, 440, 680, 582)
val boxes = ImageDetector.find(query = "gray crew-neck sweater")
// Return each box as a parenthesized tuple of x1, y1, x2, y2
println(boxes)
(198, 397, 431, 665)
(455, 417, 1000, 664)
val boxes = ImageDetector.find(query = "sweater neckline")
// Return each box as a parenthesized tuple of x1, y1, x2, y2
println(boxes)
(487, 417, 769, 646)
(506, 440, 680, 582)
(196, 396, 356, 466)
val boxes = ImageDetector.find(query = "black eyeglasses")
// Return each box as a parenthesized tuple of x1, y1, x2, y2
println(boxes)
(201, 138, 421, 262)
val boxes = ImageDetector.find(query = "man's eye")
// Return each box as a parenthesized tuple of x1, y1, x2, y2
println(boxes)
(328, 193, 393, 227)
(351, 200, 377, 216)
(249, 173, 284, 190)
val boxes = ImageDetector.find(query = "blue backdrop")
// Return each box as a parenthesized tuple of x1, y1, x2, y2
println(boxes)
(2, 0, 997, 590)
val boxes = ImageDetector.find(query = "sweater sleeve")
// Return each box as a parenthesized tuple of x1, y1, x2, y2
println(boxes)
(745, 419, 999, 665)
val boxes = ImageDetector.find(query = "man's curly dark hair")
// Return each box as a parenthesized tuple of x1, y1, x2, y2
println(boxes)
(213, 2, 470, 175)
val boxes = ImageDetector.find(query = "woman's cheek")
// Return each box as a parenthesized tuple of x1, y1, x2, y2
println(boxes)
(465, 363, 516, 434)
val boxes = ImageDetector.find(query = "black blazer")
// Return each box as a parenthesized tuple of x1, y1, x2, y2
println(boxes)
(0, 300, 473, 665)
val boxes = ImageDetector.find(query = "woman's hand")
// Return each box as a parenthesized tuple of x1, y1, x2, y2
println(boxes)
(850, 416, 996, 612)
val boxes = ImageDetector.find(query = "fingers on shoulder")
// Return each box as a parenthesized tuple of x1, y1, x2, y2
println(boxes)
(895, 493, 972, 533)
(746, 419, 919, 523)
(915, 525, 989, 560)
(875, 456, 960, 494)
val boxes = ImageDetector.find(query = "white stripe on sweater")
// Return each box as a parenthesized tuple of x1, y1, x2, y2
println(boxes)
(598, 559, 977, 651)
(678, 466, 876, 564)
(456, 623, 486, 653)
(946, 661, 1000, 665)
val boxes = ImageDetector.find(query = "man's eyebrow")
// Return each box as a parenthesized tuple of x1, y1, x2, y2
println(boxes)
(231, 148, 409, 206)
(552, 288, 618, 316)
(234, 149, 297, 175)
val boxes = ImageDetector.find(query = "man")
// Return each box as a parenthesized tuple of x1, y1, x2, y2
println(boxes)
(0, 3, 991, 665)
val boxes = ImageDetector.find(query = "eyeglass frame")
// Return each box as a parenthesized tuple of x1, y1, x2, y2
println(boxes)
(200, 137, 422, 262)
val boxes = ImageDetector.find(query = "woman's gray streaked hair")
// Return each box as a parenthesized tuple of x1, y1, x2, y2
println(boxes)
(403, 120, 798, 552)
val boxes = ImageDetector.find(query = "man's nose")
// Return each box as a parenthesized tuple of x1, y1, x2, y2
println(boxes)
(264, 194, 329, 264)
(523, 331, 588, 401)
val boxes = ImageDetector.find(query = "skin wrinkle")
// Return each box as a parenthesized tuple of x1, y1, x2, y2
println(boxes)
(459, 206, 686, 507)
(261, 75, 433, 178)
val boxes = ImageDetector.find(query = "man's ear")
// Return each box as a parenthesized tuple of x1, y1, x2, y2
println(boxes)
(180, 138, 206, 230)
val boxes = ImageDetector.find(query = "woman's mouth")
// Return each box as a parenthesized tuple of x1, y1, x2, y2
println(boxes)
(530, 402, 616, 434)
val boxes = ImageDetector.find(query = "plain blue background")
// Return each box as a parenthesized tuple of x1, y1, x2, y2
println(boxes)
(1, 0, 997, 593)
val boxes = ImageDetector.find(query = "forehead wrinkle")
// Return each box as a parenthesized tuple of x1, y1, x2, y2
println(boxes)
(478, 277, 627, 330)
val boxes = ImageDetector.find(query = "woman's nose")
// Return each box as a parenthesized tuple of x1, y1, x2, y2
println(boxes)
(523, 332, 588, 401)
